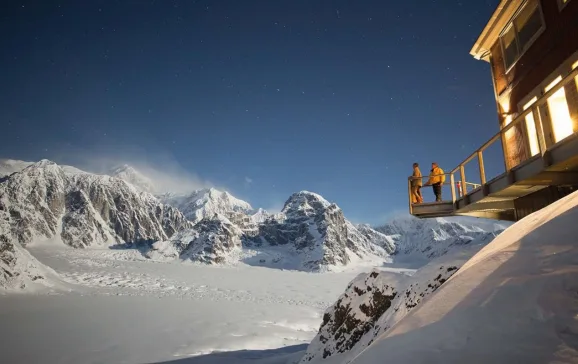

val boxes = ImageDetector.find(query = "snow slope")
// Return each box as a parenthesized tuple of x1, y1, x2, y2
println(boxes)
(0, 240, 63, 292)
(300, 233, 491, 364)
(350, 190, 578, 364)
(0, 244, 370, 364)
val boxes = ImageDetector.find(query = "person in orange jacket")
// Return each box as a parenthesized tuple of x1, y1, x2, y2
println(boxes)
(425, 162, 445, 202)
(410, 163, 423, 204)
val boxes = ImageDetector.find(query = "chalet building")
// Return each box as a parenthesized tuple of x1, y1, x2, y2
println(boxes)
(471, 0, 578, 170)
(410, 0, 578, 221)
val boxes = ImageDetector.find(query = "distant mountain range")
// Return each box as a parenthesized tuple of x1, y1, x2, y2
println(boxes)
(0, 158, 509, 289)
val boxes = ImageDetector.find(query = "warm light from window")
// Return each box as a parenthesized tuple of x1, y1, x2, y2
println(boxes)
(547, 87, 574, 143)
(573, 60, 578, 70)
(523, 97, 540, 156)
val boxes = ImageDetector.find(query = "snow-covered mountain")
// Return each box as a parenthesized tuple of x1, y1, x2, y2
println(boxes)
(147, 213, 245, 264)
(375, 215, 509, 260)
(300, 233, 495, 363)
(250, 208, 270, 223)
(158, 188, 253, 224)
(0, 160, 192, 248)
(148, 191, 394, 272)
(1, 158, 506, 274)
(0, 158, 88, 178)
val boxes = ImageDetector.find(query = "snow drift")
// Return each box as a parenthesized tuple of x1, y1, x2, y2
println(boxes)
(345, 190, 578, 363)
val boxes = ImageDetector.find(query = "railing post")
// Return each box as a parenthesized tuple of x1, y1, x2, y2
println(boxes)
(564, 80, 578, 133)
(450, 173, 456, 202)
(408, 178, 413, 214)
(501, 131, 510, 172)
(532, 105, 548, 155)
(477, 151, 486, 185)
(460, 165, 467, 196)
(537, 102, 555, 149)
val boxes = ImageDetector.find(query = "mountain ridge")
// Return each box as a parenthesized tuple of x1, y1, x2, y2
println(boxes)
(0, 158, 507, 275)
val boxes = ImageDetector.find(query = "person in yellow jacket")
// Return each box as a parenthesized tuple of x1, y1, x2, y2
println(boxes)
(425, 162, 445, 202)
(410, 163, 423, 204)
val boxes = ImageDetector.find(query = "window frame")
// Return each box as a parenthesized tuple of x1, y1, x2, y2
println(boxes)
(499, 0, 546, 73)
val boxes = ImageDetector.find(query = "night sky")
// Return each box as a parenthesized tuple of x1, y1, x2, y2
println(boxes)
(1, 0, 502, 224)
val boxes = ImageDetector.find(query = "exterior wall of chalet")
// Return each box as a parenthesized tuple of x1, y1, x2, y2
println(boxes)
(487, 0, 578, 169)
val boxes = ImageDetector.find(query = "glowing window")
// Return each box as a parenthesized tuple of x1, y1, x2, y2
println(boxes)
(545, 77, 574, 143)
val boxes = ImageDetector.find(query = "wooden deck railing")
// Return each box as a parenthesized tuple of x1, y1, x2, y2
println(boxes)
(408, 65, 578, 213)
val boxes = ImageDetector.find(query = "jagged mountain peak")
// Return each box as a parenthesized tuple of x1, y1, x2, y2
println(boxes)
(159, 187, 253, 224)
(1, 158, 88, 179)
(282, 190, 333, 215)
(11, 159, 67, 184)
(35, 159, 58, 167)
(251, 208, 270, 223)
